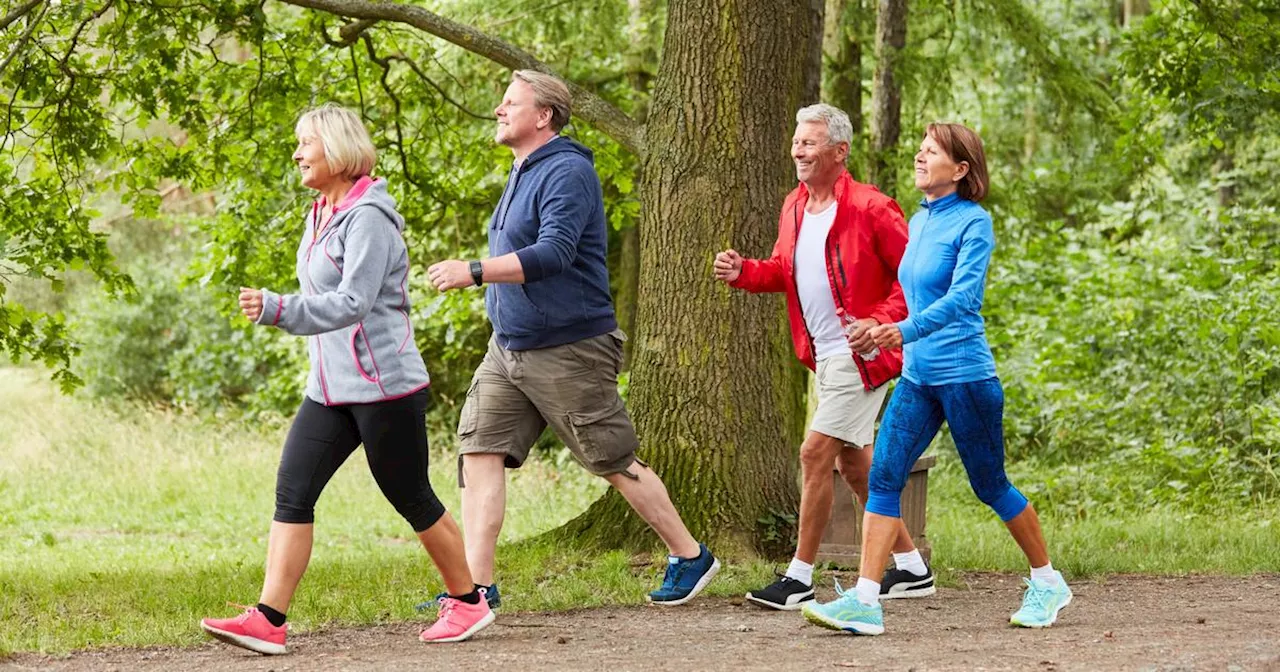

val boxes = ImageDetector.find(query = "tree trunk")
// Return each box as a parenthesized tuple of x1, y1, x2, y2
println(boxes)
(556, 0, 817, 556)
(1214, 152, 1236, 207)
(824, 0, 866, 174)
(1122, 0, 1150, 27)
(615, 0, 661, 370)
(868, 0, 906, 195)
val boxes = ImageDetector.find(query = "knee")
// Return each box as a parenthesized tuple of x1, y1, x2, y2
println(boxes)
(836, 455, 868, 492)
(977, 484, 1029, 522)
(402, 497, 448, 533)
(274, 485, 315, 524)
(799, 439, 838, 476)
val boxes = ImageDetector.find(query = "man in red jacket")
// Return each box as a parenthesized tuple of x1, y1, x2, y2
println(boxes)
(714, 104, 933, 611)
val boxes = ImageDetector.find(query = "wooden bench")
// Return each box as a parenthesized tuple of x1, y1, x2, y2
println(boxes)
(816, 454, 935, 567)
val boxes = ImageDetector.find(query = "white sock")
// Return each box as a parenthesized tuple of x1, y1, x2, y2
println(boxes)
(1030, 563, 1059, 585)
(785, 558, 814, 586)
(855, 577, 880, 606)
(892, 549, 928, 576)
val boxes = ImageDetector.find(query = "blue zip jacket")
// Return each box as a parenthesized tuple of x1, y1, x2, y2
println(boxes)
(896, 192, 998, 385)
(487, 136, 617, 350)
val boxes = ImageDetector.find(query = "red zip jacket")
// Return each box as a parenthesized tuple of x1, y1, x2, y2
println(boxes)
(731, 170, 909, 389)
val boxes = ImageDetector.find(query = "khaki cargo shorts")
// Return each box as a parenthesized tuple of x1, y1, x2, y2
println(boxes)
(456, 329, 642, 483)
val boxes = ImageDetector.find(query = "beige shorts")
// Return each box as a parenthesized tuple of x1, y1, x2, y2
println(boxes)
(456, 330, 642, 483)
(810, 356, 889, 447)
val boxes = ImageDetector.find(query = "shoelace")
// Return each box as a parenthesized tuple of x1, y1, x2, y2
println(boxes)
(436, 597, 459, 625)
(661, 560, 688, 589)
(1020, 578, 1049, 612)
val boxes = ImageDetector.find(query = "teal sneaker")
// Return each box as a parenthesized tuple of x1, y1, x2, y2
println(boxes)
(1010, 572, 1072, 628)
(801, 581, 884, 635)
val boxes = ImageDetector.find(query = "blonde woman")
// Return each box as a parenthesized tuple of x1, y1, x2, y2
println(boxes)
(200, 104, 493, 654)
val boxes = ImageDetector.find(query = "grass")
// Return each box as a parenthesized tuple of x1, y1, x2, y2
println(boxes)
(2, 365, 1278, 654)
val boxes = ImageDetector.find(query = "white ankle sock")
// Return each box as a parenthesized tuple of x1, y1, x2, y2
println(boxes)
(1030, 563, 1058, 585)
(855, 577, 880, 606)
(785, 558, 814, 586)
(892, 549, 928, 576)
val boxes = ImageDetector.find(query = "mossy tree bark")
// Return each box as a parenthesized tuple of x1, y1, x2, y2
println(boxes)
(555, 0, 820, 556)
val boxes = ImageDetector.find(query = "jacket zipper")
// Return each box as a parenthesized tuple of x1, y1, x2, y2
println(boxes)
(825, 233, 873, 390)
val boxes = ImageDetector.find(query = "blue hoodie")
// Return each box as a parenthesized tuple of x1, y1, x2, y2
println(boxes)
(487, 136, 617, 350)
(895, 192, 998, 386)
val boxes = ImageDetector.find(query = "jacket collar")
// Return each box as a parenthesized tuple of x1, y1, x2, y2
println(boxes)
(919, 191, 963, 213)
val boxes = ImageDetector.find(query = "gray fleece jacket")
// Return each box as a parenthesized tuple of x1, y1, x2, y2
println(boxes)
(257, 176, 430, 405)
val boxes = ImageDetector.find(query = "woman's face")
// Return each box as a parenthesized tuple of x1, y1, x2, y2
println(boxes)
(914, 133, 967, 199)
(292, 128, 336, 192)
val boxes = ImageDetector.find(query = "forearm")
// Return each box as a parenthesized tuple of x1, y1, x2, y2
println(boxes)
(480, 253, 526, 284)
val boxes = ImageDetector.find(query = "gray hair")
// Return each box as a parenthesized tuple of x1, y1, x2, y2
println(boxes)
(795, 104, 853, 146)
(512, 70, 573, 132)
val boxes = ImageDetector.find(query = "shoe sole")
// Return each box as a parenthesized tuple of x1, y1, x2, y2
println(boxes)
(420, 610, 497, 643)
(648, 558, 721, 606)
(744, 591, 815, 611)
(200, 622, 287, 655)
(802, 607, 884, 636)
(1010, 592, 1073, 628)
(881, 582, 937, 600)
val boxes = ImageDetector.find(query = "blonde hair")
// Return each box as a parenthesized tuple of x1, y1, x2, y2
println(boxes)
(512, 70, 572, 132)
(294, 104, 376, 179)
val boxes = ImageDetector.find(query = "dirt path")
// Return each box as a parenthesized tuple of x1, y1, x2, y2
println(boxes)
(5, 574, 1278, 671)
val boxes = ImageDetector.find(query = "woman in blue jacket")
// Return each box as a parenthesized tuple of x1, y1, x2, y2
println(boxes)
(803, 123, 1072, 635)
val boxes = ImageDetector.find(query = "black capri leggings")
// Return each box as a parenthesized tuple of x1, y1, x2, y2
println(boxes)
(274, 389, 446, 532)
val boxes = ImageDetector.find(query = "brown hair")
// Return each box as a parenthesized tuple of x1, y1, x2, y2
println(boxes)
(512, 70, 572, 132)
(925, 122, 989, 202)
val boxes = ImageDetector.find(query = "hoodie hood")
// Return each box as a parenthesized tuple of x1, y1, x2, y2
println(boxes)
(522, 136, 595, 169)
(323, 176, 406, 232)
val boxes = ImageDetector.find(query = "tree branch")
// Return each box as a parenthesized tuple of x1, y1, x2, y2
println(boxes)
(0, 4, 43, 78)
(274, 0, 645, 156)
(0, 0, 41, 32)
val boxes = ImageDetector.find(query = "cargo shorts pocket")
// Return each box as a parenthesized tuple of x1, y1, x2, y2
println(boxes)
(456, 378, 480, 438)
(566, 396, 640, 474)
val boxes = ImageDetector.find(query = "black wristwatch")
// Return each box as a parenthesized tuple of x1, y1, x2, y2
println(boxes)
(469, 260, 484, 286)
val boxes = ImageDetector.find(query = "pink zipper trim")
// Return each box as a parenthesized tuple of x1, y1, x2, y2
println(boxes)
(350, 324, 380, 384)
(324, 381, 431, 406)
(396, 247, 412, 354)
(271, 295, 284, 326)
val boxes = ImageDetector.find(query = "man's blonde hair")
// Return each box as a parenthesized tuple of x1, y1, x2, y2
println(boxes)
(512, 70, 572, 132)
(294, 104, 376, 179)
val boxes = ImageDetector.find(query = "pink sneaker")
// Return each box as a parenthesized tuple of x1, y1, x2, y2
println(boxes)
(200, 605, 287, 655)
(419, 596, 495, 643)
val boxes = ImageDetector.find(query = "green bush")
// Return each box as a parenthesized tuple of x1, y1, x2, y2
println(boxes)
(71, 262, 302, 415)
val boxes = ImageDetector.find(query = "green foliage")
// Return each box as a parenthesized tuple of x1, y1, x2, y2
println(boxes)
(72, 259, 302, 413)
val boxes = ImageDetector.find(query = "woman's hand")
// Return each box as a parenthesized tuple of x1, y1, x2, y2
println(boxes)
(844, 318, 880, 354)
(239, 287, 264, 322)
(868, 323, 904, 349)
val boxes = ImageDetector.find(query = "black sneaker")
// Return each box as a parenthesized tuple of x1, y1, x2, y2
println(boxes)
(879, 565, 936, 599)
(745, 574, 815, 611)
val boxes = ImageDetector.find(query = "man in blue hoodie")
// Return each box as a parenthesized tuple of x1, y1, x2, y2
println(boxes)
(428, 71, 718, 606)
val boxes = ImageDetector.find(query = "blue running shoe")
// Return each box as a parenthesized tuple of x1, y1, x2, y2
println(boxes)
(417, 583, 501, 612)
(802, 580, 885, 635)
(1010, 572, 1072, 628)
(647, 543, 720, 606)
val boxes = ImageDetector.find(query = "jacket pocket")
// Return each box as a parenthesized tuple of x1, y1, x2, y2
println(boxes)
(493, 284, 547, 335)
(350, 325, 379, 383)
